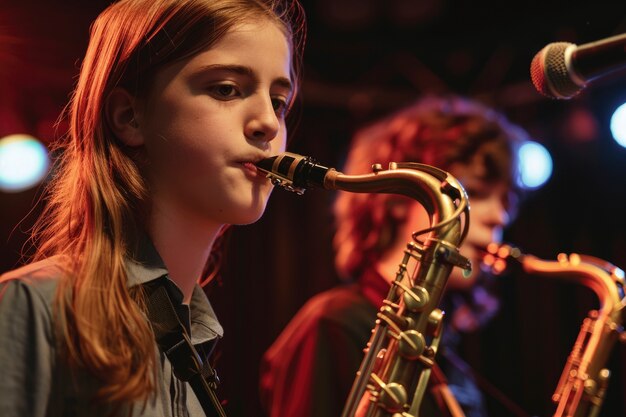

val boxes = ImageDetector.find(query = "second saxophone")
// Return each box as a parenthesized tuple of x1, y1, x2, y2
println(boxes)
(256, 152, 471, 417)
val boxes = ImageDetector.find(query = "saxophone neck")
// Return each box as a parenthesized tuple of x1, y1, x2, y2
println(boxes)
(256, 152, 470, 247)
(485, 243, 626, 317)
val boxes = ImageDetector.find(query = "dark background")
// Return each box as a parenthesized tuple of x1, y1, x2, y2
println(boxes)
(2, 1, 626, 416)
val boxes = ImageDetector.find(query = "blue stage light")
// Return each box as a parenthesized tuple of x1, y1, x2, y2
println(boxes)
(518, 141, 552, 190)
(610, 102, 626, 148)
(0, 134, 50, 192)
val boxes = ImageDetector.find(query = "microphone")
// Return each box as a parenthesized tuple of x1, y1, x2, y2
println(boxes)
(530, 32, 626, 99)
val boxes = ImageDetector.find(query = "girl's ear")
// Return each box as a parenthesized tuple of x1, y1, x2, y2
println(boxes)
(106, 87, 144, 147)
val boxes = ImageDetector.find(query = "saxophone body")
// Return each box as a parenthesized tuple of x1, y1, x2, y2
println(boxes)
(485, 244, 626, 417)
(256, 153, 471, 417)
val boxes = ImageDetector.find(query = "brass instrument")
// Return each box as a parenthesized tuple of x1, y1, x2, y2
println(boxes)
(256, 152, 471, 417)
(484, 244, 626, 417)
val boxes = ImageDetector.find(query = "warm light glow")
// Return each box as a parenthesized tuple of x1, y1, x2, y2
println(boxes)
(0, 134, 50, 192)
(518, 141, 552, 190)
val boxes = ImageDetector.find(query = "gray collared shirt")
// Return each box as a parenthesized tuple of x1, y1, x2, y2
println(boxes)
(0, 240, 223, 417)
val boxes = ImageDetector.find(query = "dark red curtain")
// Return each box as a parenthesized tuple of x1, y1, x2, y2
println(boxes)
(2, 1, 626, 416)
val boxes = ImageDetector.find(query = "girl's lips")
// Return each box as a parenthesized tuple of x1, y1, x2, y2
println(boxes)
(241, 161, 267, 180)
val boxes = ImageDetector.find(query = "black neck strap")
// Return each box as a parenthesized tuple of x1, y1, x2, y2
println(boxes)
(145, 283, 227, 417)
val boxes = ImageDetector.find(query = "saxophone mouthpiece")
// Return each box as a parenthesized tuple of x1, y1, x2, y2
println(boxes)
(254, 155, 278, 174)
(255, 152, 332, 194)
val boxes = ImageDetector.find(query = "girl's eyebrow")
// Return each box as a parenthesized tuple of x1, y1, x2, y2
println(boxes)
(189, 64, 293, 92)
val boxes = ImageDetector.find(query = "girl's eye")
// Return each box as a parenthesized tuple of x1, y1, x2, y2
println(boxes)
(272, 97, 288, 117)
(209, 84, 239, 99)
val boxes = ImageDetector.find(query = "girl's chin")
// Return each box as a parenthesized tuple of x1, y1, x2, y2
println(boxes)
(230, 203, 269, 226)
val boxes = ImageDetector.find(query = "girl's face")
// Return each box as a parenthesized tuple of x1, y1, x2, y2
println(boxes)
(136, 19, 292, 229)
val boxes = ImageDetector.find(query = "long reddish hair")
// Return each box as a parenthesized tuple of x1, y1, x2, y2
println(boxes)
(31, 0, 305, 408)
(333, 95, 527, 280)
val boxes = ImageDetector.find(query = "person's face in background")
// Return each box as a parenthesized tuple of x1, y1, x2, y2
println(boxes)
(446, 158, 511, 290)
(391, 154, 511, 291)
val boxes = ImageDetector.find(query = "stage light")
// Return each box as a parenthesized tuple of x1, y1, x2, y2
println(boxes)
(518, 141, 552, 190)
(0, 134, 50, 192)
(610, 102, 626, 148)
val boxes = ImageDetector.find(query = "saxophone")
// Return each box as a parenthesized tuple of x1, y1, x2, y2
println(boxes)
(256, 152, 471, 417)
(484, 244, 626, 417)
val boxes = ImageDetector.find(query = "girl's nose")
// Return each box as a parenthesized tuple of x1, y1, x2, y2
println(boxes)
(245, 96, 280, 143)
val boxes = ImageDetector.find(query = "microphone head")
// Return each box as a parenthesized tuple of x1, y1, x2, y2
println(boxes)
(530, 42, 582, 99)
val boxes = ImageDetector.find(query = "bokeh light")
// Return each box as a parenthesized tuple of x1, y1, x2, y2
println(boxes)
(517, 141, 552, 190)
(0, 134, 50, 193)
(610, 102, 626, 148)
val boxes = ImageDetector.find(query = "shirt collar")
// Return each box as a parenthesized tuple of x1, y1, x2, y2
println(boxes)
(125, 233, 169, 287)
(124, 233, 224, 345)
(189, 284, 224, 344)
